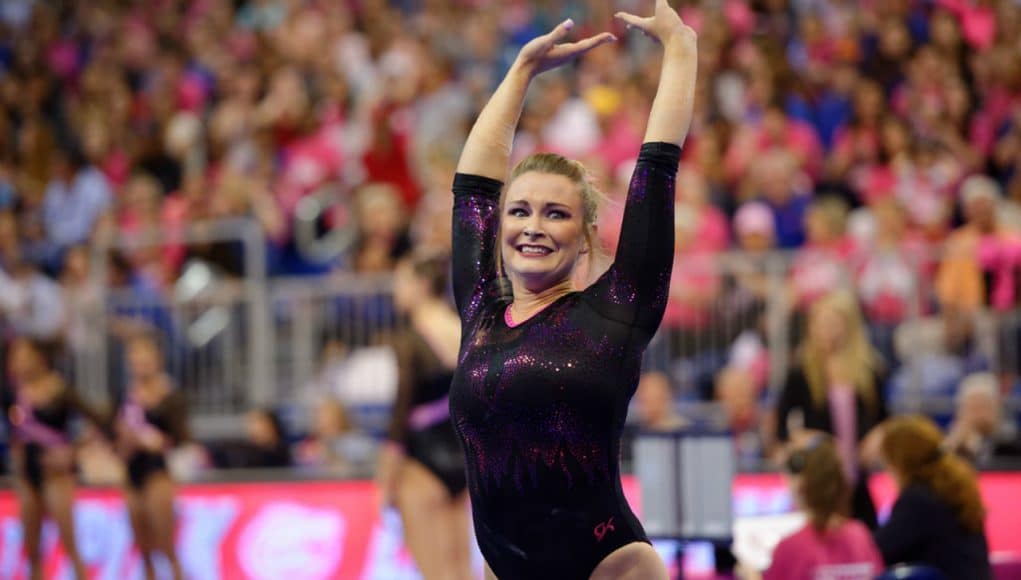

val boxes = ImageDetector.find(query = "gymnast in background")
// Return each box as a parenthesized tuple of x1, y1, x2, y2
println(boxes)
(116, 333, 188, 580)
(377, 253, 471, 580)
(4, 337, 105, 580)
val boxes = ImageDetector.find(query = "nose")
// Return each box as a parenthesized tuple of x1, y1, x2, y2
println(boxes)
(522, 215, 545, 238)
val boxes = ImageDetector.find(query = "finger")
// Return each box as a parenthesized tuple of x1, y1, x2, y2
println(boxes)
(557, 32, 617, 56)
(546, 18, 576, 43)
(614, 11, 649, 30)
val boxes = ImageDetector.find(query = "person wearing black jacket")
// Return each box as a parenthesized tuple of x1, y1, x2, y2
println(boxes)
(774, 291, 887, 528)
(875, 416, 991, 580)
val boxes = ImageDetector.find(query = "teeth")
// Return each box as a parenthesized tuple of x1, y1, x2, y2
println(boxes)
(519, 246, 551, 255)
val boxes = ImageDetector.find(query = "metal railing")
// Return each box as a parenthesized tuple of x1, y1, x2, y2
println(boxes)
(64, 220, 1021, 439)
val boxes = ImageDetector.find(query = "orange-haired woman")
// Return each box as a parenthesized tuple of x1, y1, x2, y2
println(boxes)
(876, 415, 991, 580)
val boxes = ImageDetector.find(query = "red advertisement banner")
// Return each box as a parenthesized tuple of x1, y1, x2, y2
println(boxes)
(0, 474, 1017, 579)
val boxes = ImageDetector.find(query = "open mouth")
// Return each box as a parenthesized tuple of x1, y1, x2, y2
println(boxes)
(516, 244, 553, 257)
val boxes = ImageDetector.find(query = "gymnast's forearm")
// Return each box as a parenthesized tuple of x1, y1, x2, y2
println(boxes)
(455, 64, 532, 181)
(644, 32, 697, 147)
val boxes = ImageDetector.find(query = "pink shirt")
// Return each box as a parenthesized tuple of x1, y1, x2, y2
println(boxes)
(764, 520, 884, 580)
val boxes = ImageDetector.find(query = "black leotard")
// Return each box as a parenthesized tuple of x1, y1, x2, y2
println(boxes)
(387, 328, 466, 497)
(449, 142, 680, 579)
(3, 384, 104, 491)
(120, 388, 189, 490)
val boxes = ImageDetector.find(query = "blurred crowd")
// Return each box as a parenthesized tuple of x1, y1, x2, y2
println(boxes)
(1, 0, 1021, 468)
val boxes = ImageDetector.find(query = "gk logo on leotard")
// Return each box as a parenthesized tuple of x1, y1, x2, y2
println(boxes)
(593, 517, 615, 542)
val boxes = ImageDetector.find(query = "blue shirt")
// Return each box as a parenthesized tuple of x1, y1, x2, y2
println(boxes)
(42, 166, 112, 249)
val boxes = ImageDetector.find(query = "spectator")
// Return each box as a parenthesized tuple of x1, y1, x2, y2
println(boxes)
(634, 372, 687, 432)
(0, 259, 66, 341)
(242, 408, 292, 469)
(716, 366, 760, 435)
(716, 365, 763, 467)
(676, 165, 729, 253)
(875, 415, 992, 580)
(888, 307, 994, 405)
(41, 143, 113, 263)
(752, 435, 884, 580)
(345, 183, 410, 273)
(789, 196, 853, 310)
(826, 79, 886, 187)
(59, 245, 103, 356)
(861, 18, 913, 93)
(293, 397, 373, 473)
(854, 198, 928, 327)
(722, 202, 777, 343)
(852, 198, 931, 363)
(937, 175, 1021, 313)
(775, 290, 887, 528)
(664, 205, 722, 335)
(945, 372, 1021, 466)
(725, 100, 824, 184)
(745, 150, 811, 249)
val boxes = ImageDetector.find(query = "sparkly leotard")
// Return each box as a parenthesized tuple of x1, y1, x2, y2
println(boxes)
(449, 142, 680, 579)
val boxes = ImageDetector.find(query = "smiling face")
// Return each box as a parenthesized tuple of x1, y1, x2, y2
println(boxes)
(501, 171, 590, 292)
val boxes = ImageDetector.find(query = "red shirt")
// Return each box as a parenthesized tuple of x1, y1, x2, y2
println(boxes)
(764, 520, 884, 580)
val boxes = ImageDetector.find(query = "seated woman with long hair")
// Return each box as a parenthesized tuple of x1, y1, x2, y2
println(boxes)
(876, 415, 991, 580)
(753, 434, 883, 580)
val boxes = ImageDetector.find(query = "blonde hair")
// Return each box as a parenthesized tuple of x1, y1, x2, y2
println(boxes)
(800, 290, 880, 411)
(496, 153, 607, 278)
(881, 415, 986, 533)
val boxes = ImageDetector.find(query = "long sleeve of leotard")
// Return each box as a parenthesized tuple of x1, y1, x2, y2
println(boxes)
(451, 172, 504, 329)
(586, 142, 681, 335)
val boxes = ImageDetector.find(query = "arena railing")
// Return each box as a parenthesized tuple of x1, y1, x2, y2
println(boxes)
(70, 222, 1019, 441)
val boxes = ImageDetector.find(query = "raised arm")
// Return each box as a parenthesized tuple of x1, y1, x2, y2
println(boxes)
(587, 2, 696, 335)
(616, 0, 697, 147)
(456, 20, 616, 179)
(452, 21, 616, 325)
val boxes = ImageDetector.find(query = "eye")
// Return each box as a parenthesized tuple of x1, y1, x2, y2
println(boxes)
(548, 209, 570, 220)
(507, 207, 528, 218)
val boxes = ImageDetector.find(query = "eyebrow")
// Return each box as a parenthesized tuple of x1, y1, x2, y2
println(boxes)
(505, 200, 573, 211)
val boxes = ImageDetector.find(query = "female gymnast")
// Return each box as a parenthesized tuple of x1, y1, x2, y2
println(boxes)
(377, 252, 471, 579)
(116, 334, 188, 580)
(4, 337, 105, 580)
(447, 2, 697, 578)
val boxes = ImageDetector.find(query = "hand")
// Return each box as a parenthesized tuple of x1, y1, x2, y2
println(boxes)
(41, 446, 74, 475)
(139, 429, 165, 452)
(616, 0, 696, 49)
(513, 19, 616, 79)
(859, 424, 886, 469)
